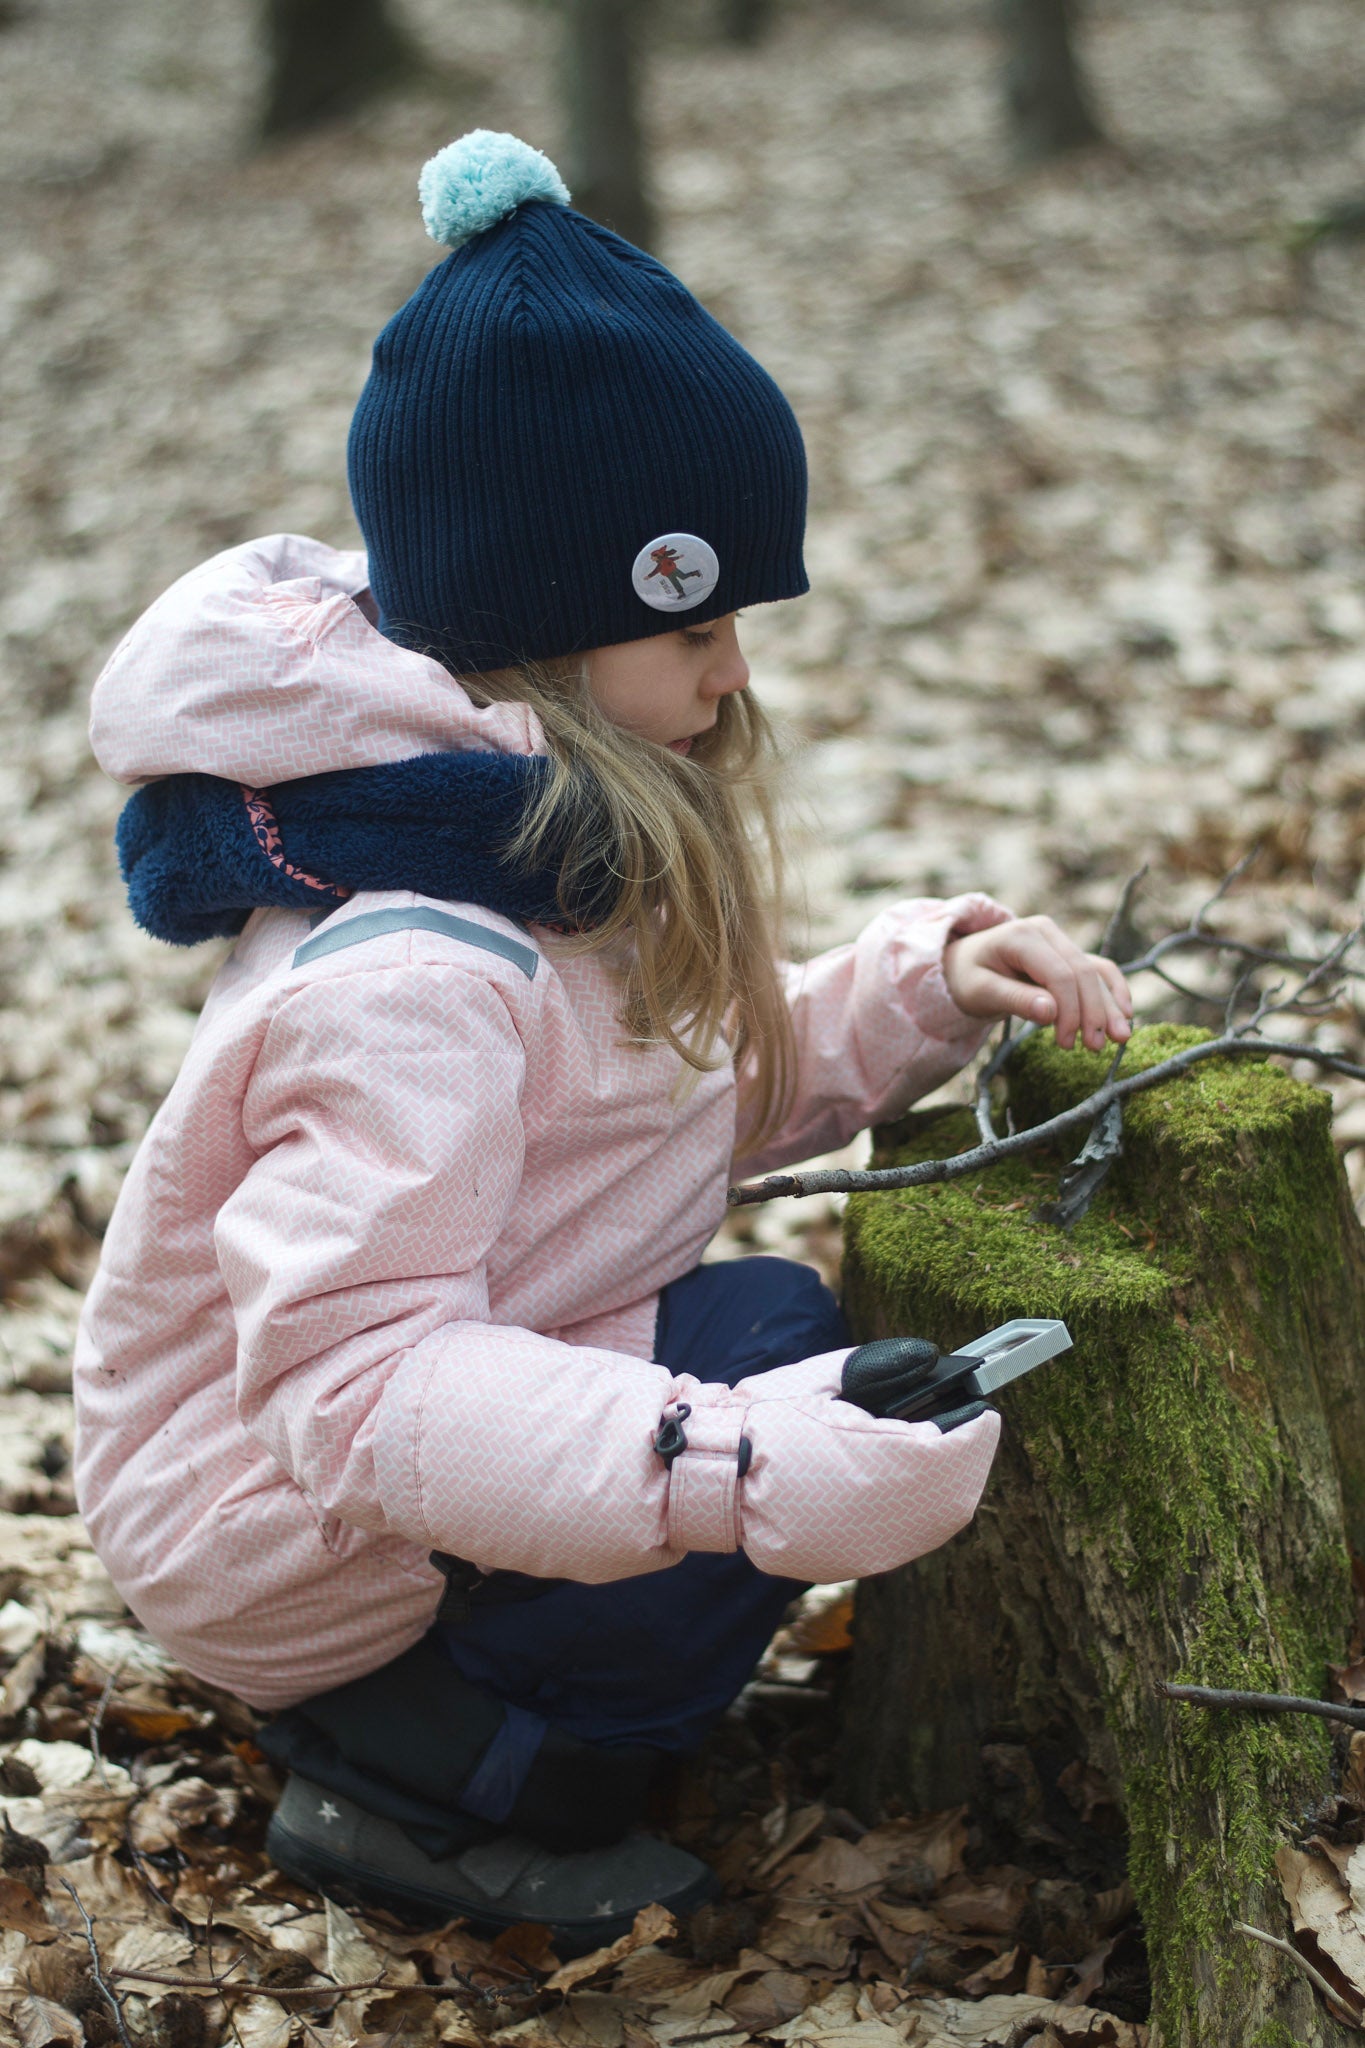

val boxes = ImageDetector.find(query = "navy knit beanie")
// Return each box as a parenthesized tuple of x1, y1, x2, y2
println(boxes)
(347, 131, 808, 674)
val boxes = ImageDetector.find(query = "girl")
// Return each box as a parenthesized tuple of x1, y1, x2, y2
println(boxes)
(74, 132, 1131, 1951)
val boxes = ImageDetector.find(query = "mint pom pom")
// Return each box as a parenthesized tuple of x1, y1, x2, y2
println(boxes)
(419, 131, 571, 250)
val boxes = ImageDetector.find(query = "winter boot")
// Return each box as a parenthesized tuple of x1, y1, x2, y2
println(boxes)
(266, 1772, 718, 1953)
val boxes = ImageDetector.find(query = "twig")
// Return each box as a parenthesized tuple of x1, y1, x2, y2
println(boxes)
(750, 1804, 826, 1880)
(1233, 1920, 1362, 2020)
(665, 2030, 751, 2046)
(730, 1028, 1365, 1205)
(87, 1658, 123, 1790)
(58, 1878, 136, 2048)
(108, 1968, 480, 1999)
(1100, 865, 1148, 961)
(1158, 1681, 1365, 1730)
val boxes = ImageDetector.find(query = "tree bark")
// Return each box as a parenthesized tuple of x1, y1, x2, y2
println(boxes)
(718, 0, 773, 47)
(259, 0, 411, 140)
(998, 0, 1103, 162)
(562, 0, 656, 253)
(838, 1024, 1365, 2045)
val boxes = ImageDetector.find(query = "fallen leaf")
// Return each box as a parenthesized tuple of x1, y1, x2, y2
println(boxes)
(1055, 1760, 1120, 1828)
(1061, 1935, 1119, 2009)
(0, 1605, 43, 1659)
(783, 1588, 856, 1657)
(244, 1907, 332, 1973)
(766, 1983, 905, 2048)
(0, 1878, 54, 1944)
(759, 1904, 854, 1973)
(361, 1990, 441, 2039)
(1276, 1842, 1365, 2012)
(491, 2021, 567, 2048)
(544, 1905, 677, 1994)
(490, 1920, 558, 1974)
(610, 1945, 702, 2000)
(903, 1994, 1146, 2047)
(863, 1902, 944, 1940)
(129, 1777, 238, 1853)
(325, 1897, 386, 1985)
(1344, 1732, 1365, 1812)
(9, 1743, 100, 1795)
(752, 1806, 826, 1881)
(1, 1644, 46, 1721)
(107, 1925, 195, 1976)
(665, 1967, 752, 2018)
(440, 2013, 491, 2048)
(1024, 1958, 1069, 1999)
(856, 1811, 969, 1889)
(723, 1970, 813, 2030)
(567, 1990, 631, 2048)
(14, 1998, 81, 2048)
(958, 1946, 1028, 1998)
(934, 1872, 1030, 1939)
(228, 1996, 296, 2048)
(1092, 1883, 1136, 1939)
(780, 1838, 884, 1897)
(647, 2016, 749, 2048)
(105, 1703, 205, 1743)
(49, 1852, 144, 1920)
(1331, 1659, 1365, 1703)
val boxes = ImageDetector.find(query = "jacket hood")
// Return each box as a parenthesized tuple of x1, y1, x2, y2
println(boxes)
(90, 534, 544, 787)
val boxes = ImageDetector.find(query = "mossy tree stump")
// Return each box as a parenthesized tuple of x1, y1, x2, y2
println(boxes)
(838, 1025, 1365, 2047)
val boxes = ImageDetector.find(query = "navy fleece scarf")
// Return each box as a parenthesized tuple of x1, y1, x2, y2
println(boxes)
(117, 752, 609, 946)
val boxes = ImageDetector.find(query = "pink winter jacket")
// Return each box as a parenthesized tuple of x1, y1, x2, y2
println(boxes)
(74, 536, 1009, 1709)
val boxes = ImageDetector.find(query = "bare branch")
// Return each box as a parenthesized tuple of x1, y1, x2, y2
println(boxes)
(1195, 844, 1261, 924)
(108, 1968, 483, 2000)
(1099, 864, 1148, 961)
(728, 1029, 1365, 1206)
(974, 1027, 1007, 1147)
(733, 866, 1365, 1210)
(1224, 960, 1258, 1034)
(1233, 1921, 1363, 2022)
(1034, 1044, 1126, 1228)
(1158, 1680, 1365, 1731)
(87, 1657, 122, 1791)
(58, 1878, 136, 2048)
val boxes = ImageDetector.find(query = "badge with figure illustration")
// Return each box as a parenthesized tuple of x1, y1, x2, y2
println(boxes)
(631, 532, 721, 612)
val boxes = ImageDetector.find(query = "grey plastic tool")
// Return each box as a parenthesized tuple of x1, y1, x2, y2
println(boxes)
(948, 1317, 1072, 1398)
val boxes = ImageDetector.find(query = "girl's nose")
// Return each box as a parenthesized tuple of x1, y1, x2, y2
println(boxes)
(703, 630, 749, 700)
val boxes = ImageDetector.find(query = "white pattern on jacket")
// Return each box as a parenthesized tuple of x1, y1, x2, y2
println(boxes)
(74, 536, 1010, 1709)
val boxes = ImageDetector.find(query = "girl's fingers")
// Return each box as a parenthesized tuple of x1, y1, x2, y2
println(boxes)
(1099, 956, 1134, 1014)
(948, 921, 1135, 1047)
(959, 965, 1057, 1026)
(1003, 929, 1083, 1047)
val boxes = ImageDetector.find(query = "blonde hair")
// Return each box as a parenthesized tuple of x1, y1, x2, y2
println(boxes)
(460, 655, 796, 1154)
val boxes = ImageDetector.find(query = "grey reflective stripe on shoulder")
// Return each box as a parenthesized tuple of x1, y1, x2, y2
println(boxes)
(292, 907, 539, 979)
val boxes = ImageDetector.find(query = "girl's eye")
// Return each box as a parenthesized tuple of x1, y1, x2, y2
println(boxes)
(681, 628, 715, 649)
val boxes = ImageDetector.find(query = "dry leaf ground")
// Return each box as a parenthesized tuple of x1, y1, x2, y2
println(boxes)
(4, 0, 1365, 2040)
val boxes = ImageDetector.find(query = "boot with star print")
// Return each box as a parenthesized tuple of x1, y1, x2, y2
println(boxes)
(265, 1771, 719, 1954)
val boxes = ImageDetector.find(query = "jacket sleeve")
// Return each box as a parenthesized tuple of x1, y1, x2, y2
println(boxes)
(735, 893, 1014, 1177)
(214, 963, 684, 1585)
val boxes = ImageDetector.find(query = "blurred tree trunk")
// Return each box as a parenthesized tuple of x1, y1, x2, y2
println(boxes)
(719, 0, 773, 46)
(999, 0, 1103, 161)
(562, 0, 656, 252)
(260, 0, 411, 140)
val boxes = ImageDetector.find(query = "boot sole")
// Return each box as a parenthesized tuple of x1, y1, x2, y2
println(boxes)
(266, 1812, 719, 1956)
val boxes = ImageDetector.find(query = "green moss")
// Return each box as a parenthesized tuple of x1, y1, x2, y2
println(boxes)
(843, 1027, 1355, 2043)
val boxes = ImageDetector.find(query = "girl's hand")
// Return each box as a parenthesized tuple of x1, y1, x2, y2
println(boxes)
(942, 915, 1133, 1052)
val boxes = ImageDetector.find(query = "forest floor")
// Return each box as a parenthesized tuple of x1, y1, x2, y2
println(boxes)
(1, 0, 1364, 2039)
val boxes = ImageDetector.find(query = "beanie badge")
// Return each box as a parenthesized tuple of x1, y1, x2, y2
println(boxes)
(632, 534, 721, 614)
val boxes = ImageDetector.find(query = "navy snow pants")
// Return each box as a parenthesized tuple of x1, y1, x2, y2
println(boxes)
(259, 1256, 849, 1855)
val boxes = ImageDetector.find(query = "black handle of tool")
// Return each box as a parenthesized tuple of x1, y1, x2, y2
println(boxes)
(840, 1337, 989, 1431)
